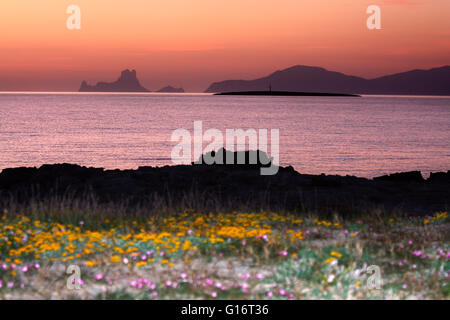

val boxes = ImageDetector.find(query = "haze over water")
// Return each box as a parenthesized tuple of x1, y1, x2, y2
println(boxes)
(0, 93, 449, 178)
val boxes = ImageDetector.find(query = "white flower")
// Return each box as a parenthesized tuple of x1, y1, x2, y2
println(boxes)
(327, 274, 335, 283)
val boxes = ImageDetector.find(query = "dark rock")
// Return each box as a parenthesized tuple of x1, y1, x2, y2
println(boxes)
(428, 171, 450, 183)
(0, 158, 448, 215)
(373, 171, 425, 183)
(193, 148, 273, 169)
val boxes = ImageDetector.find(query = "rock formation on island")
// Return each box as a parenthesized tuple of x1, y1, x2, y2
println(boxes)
(79, 69, 149, 92)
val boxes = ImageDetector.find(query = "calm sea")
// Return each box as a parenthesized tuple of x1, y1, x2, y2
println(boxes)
(0, 93, 449, 178)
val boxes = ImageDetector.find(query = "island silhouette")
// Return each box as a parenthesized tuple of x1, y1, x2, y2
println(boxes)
(75, 65, 450, 95)
(157, 85, 185, 93)
(205, 65, 450, 95)
(79, 69, 149, 92)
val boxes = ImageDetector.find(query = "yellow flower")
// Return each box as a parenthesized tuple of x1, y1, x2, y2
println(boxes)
(136, 261, 147, 267)
(325, 257, 336, 264)
(85, 261, 98, 267)
(330, 251, 342, 258)
(182, 240, 192, 251)
(110, 255, 121, 263)
(355, 281, 361, 288)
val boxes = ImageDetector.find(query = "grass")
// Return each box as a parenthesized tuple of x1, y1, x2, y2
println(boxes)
(0, 207, 448, 300)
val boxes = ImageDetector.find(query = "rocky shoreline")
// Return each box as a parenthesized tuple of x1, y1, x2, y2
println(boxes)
(0, 162, 448, 215)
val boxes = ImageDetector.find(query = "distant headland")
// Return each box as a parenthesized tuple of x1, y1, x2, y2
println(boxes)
(79, 69, 149, 92)
(214, 91, 360, 97)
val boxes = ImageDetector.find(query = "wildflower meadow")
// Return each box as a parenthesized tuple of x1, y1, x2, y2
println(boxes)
(0, 210, 448, 299)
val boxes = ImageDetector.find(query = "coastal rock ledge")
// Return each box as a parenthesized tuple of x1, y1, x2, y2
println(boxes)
(0, 163, 448, 215)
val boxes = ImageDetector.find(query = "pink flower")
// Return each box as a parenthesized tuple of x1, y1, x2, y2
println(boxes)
(256, 273, 264, 280)
(412, 250, 422, 257)
(240, 274, 250, 280)
(205, 279, 214, 286)
(181, 273, 187, 280)
(34, 263, 40, 270)
(21, 265, 28, 273)
(408, 240, 413, 245)
(279, 289, 286, 296)
(130, 280, 137, 287)
(211, 292, 217, 298)
(267, 291, 273, 298)
(123, 258, 129, 264)
(279, 251, 288, 257)
(95, 274, 103, 281)
(165, 280, 172, 287)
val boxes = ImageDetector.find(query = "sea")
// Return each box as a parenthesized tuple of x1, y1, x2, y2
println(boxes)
(0, 92, 449, 178)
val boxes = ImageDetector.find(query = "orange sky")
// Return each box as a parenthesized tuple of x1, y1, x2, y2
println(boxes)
(0, 0, 449, 92)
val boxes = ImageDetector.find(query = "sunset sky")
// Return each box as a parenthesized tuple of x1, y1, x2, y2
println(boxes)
(0, 0, 449, 92)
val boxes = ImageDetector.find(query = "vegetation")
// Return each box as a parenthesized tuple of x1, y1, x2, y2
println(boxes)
(0, 207, 448, 299)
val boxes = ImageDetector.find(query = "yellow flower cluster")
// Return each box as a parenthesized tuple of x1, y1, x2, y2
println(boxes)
(424, 211, 448, 225)
(325, 251, 342, 264)
(1, 212, 308, 269)
(313, 219, 341, 228)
